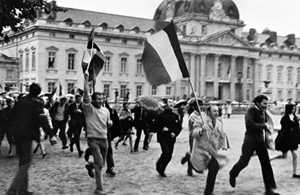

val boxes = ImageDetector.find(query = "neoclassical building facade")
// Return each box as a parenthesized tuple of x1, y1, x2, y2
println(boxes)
(1, 0, 300, 102)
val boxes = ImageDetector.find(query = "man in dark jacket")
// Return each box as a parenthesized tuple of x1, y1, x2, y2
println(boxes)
(153, 98, 182, 177)
(49, 96, 69, 149)
(131, 102, 149, 152)
(6, 83, 57, 195)
(229, 95, 280, 195)
(67, 94, 85, 157)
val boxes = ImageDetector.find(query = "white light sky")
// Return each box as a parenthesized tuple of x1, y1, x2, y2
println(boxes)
(56, 0, 300, 37)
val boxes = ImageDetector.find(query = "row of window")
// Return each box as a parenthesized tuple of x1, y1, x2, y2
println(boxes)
(258, 65, 300, 83)
(45, 82, 172, 99)
(19, 48, 36, 71)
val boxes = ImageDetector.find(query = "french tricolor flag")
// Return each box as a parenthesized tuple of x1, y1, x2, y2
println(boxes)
(142, 21, 190, 86)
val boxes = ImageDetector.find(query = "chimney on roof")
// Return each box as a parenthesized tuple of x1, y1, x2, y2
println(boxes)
(284, 34, 295, 47)
(247, 28, 256, 42)
(269, 31, 277, 43)
(50, 1, 57, 20)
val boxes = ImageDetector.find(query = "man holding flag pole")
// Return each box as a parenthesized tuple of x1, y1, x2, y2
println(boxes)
(81, 27, 112, 195)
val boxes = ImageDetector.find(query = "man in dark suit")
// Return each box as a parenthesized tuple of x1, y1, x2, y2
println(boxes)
(229, 95, 280, 195)
(153, 98, 182, 177)
(131, 102, 149, 152)
(49, 96, 69, 149)
(67, 94, 85, 157)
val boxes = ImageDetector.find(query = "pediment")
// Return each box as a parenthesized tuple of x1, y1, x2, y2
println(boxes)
(203, 31, 250, 48)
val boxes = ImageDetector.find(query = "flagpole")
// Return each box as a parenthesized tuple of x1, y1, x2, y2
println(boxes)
(188, 77, 204, 121)
(85, 28, 95, 77)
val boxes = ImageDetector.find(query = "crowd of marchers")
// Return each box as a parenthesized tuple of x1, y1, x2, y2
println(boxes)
(1, 81, 300, 195)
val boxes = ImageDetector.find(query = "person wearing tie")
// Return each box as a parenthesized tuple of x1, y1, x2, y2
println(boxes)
(67, 94, 85, 157)
(131, 102, 149, 152)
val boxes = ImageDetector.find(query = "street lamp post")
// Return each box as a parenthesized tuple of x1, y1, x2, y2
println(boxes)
(125, 88, 130, 102)
(237, 72, 242, 102)
(113, 88, 118, 104)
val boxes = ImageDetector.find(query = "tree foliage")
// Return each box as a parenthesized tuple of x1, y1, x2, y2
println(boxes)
(0, 0, 67, 42)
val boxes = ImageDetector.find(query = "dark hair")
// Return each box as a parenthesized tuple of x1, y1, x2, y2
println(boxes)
(75, 94, 82, 99)
(60, 97, 67, 102)
(6, 98, 14, 104)
(123, 102, 128, 107)
(29, 83, 42, 97)
(253, 95, 268, 105)
(91, 92, 105, 101)
(284, 103, 295, 116)
(192, 99, 203, 108)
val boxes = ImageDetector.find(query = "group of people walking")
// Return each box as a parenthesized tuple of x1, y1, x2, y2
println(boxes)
(2, 79, 300, 195)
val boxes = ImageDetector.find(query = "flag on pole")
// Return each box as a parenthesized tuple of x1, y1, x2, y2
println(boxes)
(142, 21, 190, 86)
(59, 81, 63, 96)
(82, 27, 106, 86)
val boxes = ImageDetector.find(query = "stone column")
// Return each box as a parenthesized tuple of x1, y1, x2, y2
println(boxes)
(200, 53, 207, 98)
(214, 54, 220, 99)
(253, 58, 259, 98)
(190, 54, 196, 91)
(230, 56, 237, 101)
(242, 57, 248, 101)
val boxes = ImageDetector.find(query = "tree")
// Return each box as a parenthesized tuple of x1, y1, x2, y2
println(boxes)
(0, 0, 66, 42)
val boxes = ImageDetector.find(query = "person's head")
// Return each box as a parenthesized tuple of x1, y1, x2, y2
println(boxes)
(6, 98, 15, 108)
(192, 99, 203, 112)
(59, 96, 67, 105)
(75, 94, 82, 104)
(162, 98, 171, 109)
(285, 103, 295, 115)
(123, 102, 129, 109)
(29, 83, 42, 97)
(253, 95, 268, 111)
(91, 92, 105, 108)
(207, 105, 219, 120)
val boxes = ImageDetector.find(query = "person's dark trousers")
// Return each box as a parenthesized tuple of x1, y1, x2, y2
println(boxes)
(106, 134, 114, 171)
(156, 141, 174, 174)
(7, 138, 32, 193)
(70, 124, 83, 152)
(230, 140, 276, 190)
(52, 120, 67, 146)
(204, 157, 219, 195)
(134, 126, 149, 150)
(187, 138, 193, 174)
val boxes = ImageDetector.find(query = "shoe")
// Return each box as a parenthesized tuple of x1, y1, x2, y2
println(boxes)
(42, 153, 47, 158)
(293, 174, 300, 178)
(143, 146, 148, 150)
(62, 145, 69, 150)
(159, 171, 167, 177)
(181, 152, 190, 165)
(229, 171, 236, 188)
(6, 191, 34, 195)
(94, 189, 107, 195)
(85, 164, 94, 178)
(265, 189, 280, 195)
(133, 149, 138, 152)
(69, 144, 73, 153)
(33, 146, 39, 154)
(187, 170, 193, 176)
(106, 169, 116, 176)
(78, 150, 83, 158)
(122, 142, 127, 146)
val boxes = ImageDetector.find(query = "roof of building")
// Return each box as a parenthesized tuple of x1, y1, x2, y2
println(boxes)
(55, 7, 169, 32)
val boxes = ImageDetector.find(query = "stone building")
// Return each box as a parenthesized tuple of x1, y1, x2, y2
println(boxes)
(1, 0, 300, 102)
(0, 53, 19, 92)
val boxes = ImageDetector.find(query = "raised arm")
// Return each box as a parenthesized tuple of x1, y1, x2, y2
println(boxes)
(83, 74, 90, 104)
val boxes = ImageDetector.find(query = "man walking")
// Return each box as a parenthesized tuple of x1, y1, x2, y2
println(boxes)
(49, 96, 69, 149)
(82, 74, 112, 195)
(68, 94, 85, 157)
(153, 98, 182, 177)
(229, 95, 280, 195)
(6, 83, 57, 195)
(132, 102, 149, 152)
